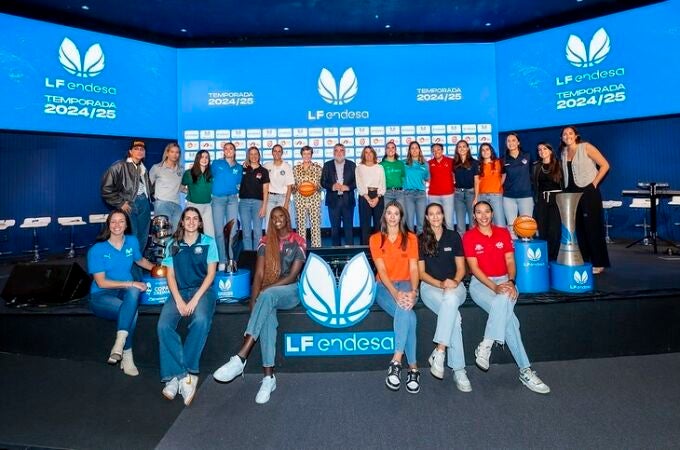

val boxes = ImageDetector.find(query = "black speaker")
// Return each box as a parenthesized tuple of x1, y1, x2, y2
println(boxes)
(1, 262, 91, 306)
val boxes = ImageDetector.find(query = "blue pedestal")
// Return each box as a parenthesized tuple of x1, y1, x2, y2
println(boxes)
(514, 240, 550, 293)
(550, 262, 593, 293)
(213, 269, 251, 303)
(140, 276, 170, 305)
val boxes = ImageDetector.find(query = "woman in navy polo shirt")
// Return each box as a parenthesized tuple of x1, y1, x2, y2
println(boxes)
(239, 146, 270, 251)
(502, 133, 534, 234)
(453, 140, 480, 235)
(157, 207, 218, 406)
(87, 209, 156, 376)
(462, 201, 550, 394)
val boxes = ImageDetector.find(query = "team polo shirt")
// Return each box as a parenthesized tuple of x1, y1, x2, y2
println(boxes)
(462, 225, 513, 277)
(404, 162, 429, 191)
(162, 234, 218, 290)
(454, 159, 480, 190)
(503, 152, 533, 198)
(239, 165, 270, 200)
(256, 232, 306, 278)
(87, 235, 142, 294)
(211, 159, 242, 196)
(380, 159, 406, 189)
(418, 229, 464, 281)
(428, 156, 455, 195)
(264, 161, 295, 195)
(478, 160, 504, 194)
(369, 232, 418, 282)
(182, 170, 212, 204)
(149, 162, 183, 203)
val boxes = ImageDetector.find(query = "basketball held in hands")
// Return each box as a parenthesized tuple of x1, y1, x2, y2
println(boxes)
(298, 182, 317, 197)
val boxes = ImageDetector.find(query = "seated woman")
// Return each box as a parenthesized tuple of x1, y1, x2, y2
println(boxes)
(369, 200, 421, 393)
(213, 206, 306, 404)
(417, 203, 471, 392)
(462, 201, 550, 394)
(87, 209, 155, 376)
(158, 207, 218, 406)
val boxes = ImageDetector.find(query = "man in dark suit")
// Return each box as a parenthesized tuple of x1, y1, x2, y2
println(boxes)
(321, 143, 356, 246)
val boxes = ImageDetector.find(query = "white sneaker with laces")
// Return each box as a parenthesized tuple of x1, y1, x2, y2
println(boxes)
(213, 355, 246, 382)
(475, 341, 493, 371)
(453, 369, 472, 393)
(162, 377, 179, 400)
(428, 348, 445, 380)
(519, 368, 550, 394)
(255, 376, 277, 404)
(179, 374, 199, 406)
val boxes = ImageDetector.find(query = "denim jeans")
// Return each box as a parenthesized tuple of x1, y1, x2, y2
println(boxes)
(89, 287, 140, 350)
(211, 194, 239, 263)
(428, 194, 454, 230)
(130, 194, 151, 253)
(375, 281, 417, 365)
(265, 193, 293, 229)
(154, 200, 182, 232)
(478, 193, 506, 227)
(468, 276, 530, 369)
(503, 196, 535, 231)
(239, 198, 264, 251)
(384, 189, 405, 209)
(419, 282, 467, 371)
(186, 201, 214, 237)
(403, 190, 427, 232)
(157, 287, 217, 382)
(245, 283, 300, 367)
(454, 189, 475, 234)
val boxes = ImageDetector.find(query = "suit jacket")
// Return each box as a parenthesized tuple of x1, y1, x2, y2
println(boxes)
(321, 159, 357, 207)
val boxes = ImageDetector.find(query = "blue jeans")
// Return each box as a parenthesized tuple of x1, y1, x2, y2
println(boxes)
(89, 288, 140, 350)
(454, 189, 475, 234)
(239, 198, 263, 251)
(403, 190, 427, 232)
(130, 194, 151, 253)
(245, 283, 300, 367)
(503, 196, 535, 230)
(375, 281, 417, 365)
(468, 276, 530, 369)
(428, 194, 454, 230)
(478, 193, 506, 227)
(212, 194, 239, 263)
(384, 189, 405, 208)
(154, 200, 182, 232)
(157, 288, 217, 381)
(265, 193, 293, 229)
(419, 282, 467, 371)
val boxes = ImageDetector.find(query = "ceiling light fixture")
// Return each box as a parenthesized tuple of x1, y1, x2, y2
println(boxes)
(81, 5, 89, 10)
(283, 27, 289, 31)
(180, 28, 187, 33)
(385, 24, 391, 29)
(485, 22, 492, 27)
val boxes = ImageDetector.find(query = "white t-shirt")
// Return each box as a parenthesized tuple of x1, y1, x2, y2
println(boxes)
(263, 161, 295, 195)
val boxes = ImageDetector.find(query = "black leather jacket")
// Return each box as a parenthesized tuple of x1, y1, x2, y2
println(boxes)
(100, 159, 153, 208)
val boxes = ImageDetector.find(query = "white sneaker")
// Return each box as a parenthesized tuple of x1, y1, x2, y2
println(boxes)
(428, 348, 445, 380)
(213, 355, 246, 383)
(475, 341, 493, 371)
(453, 369, 472, 393)
(519, 368, 551, 394)
(179, 374, 199, 406)
(255, 375, 277, 404)
(218, 263, 226, 271)
(162, 377, 179, 400)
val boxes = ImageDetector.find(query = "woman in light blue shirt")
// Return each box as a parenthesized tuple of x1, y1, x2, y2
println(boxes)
(403, 142, 430, 232)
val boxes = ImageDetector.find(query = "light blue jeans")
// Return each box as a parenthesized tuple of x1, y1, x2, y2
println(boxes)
(157, 287, 217, 382)
(478, 193, 506, 227)
(403, 190, 427, 232)
(454, 189, 475, 234)
(375, 281, 417, 365)
(428, 194, 455, 230)
(384, 189, 405, 209)
(503, 196, 535, 231)
(468, 276, 530, 369)
(245, 283, 300, 367)
(419, 282, 467, 370)
(154, 200, 182, 232)
(265, 193, 296, 229)
(239, 198, 263, 251)
(89, 287, 140, 350)
(212, 194, 239, 263)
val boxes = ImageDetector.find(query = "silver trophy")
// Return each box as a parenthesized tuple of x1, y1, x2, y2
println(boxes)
(148, 215, 173, 263)
(556, 192, 584, 266)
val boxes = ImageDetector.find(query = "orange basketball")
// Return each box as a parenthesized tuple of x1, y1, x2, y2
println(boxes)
(513, 215, 538, 239)
(298, 181, 317, 197)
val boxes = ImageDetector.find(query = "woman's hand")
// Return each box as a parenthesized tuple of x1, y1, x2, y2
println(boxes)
(185, 296, 200, 315)
(131, 281, 147, 292)
(258, 205, 266, 218)
(175, 299, 190, 316)
(496, 281, 518, 301)
(442, 278, 458, 290)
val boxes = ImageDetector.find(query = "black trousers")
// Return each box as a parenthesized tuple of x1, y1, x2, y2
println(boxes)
(574, 184, 610, 267)
(328, 193, 355, 246)
(534, 193, 562, 261)
(358, 196, 384, 245)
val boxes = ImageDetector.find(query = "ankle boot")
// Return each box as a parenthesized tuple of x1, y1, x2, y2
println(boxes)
(108, 330, 128, 364)
(121, 349, 139, 376)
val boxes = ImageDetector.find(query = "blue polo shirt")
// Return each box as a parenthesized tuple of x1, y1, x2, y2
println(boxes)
(211, 159, 242, 196)
(454, 159, 480, 190)
(162, 233, 219, 290)
(87, 235, 142, 294)
(503, 152, 533, 198)
(404, 162, 429, 191)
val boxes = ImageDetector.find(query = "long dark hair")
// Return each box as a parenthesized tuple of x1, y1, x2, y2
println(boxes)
(261, 206, 293, 287)
(190, 150, 212, 183)
(170, 207, 204, 255)
(478, 143, 499, 178)
(453, 140, 473, 169)
(537, 142, 562, 183)
(96, 209, 132, 242)
(418, 203, 447, 257)
(505, 132, 522, 153)
(382, 142, 400, 162)
(379, 200, 410, 251)
(406, 141, 425, 166)
(559, 125, 583, 152)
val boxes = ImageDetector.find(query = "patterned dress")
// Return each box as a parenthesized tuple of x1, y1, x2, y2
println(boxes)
(293, 162, 323, 247)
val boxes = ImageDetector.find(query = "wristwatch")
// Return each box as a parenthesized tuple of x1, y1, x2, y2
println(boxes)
(508, 279, 516, 285)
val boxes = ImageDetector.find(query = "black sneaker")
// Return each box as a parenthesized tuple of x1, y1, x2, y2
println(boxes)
(385, 361, 402, 391)
(405, 369, 421, 394)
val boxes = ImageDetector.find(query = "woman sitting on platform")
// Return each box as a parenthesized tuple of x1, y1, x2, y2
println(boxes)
(213, 206, 306, 404)
(87, 209, 155, 376)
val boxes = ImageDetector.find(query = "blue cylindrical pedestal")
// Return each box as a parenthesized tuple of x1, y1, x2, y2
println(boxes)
(213, 269, 251, 303)
(550, 262, 593, 293)
(140, 276, 170, 305)
(514, 240, 550, 293)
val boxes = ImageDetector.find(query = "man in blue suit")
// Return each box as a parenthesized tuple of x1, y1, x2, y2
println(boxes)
(321, 143, 356, 246)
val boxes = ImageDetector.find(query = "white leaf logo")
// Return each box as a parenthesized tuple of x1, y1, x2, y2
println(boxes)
(59, 37, 105, 78)
(527, 248, 542, 262)
(566, 28, 610, 68)
(299, 252, 376, 328)
(317, 68, 358, 105)
(573, 270, 589, 285)
(218, 279, 232, 291)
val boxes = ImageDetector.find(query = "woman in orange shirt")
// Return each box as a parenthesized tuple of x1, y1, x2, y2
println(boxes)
(475, 143, 506, 226)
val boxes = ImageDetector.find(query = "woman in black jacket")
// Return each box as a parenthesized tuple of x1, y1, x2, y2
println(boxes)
(531, 142, 564, 261)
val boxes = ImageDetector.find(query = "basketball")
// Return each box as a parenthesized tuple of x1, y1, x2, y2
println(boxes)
(513, 216, 538, 239)
(298, 182, 317, 197)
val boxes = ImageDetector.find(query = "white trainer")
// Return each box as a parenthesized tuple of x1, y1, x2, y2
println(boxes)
(179, 374, 199, 406)
(162, 377, 179, 400)
(519, 368, 551, 394)
(255, 376, 277, 404)
(428, 348, 445, 380)
(213, 355, 246, 382)
(453, 369, 472, 393)
(475, 341, 493, 371)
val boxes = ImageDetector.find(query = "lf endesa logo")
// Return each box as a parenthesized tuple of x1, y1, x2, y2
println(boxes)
(45, 37, 117, 95)
(555, 28, 625, 87)
(307, 67, 370, 121)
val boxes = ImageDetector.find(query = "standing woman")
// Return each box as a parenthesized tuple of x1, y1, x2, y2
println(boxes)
(502, 133, 534, 232)
(213, 207, 306, 404)
(532, 142, 564, 261)
(87, 209, 155, 376)
(463, 201, 550, 394)
(476, 143, 506, 227)
(211, 142, 243, 271)
(403, 141, 429, 232)
(149, 142, 183, 230)
(453, 140, 480, 235)
(418, 203, 471, 392)
(293, 146, 323, 248)
(356, 145, 386, 245)
(380, 141, 406, 207)
(428, 143, 455, 229)
(182, 150, 215, 237)
(157, 207, 218, 406)
(369, 201, 421, 393)
(560, 126, 610, 273)
(239, 146, 270, 251)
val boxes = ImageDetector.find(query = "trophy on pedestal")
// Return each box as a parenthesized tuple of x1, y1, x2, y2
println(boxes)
(550, 193, 593, 292)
